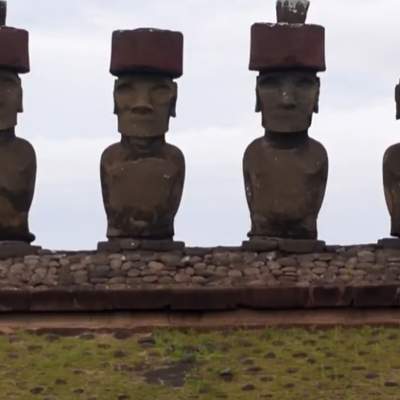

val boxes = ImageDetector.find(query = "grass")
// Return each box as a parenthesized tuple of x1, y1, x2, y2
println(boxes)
(0, 327, 400, 399)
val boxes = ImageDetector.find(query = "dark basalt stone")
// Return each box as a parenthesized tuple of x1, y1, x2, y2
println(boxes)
(0, 8, 35, 243)
(0, 130, 36, 243)
(383, 143, 400, 237)
(245, 5, 327, 242)
(101, 137, 185, 240)
(242, 238, 279, 252)
(278, 239, 326, 253)
(244, 133, 328, 240)
(0, 241, 40, 259)
(383, 81, 400, 238)
(97, 239, 184, 252)
(352, 285, 399, 308)
(377, 238, 400, 250)
(101, 29, 185, 243)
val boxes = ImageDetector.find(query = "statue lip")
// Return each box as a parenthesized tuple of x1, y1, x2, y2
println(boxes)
(126, 112, 155, 122)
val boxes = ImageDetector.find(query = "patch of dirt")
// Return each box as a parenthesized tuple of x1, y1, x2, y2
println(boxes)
(143, 360, 195, 388)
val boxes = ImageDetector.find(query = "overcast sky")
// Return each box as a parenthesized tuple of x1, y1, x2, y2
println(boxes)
(5, 0, 400, 250)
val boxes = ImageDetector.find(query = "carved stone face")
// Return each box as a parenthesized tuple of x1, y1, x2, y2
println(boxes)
(0, 70, 22, 130)
(114, 73, 177, 138)
(256, 70, 320, 133)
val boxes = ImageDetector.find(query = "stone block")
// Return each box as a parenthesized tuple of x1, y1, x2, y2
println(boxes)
(110, 28, 183, 78)
(140, 240, 185, 252)
(97, 239, 140, 252)
(242, 239, 278, 252)
(0, 27, 30, 73)
(240, 287, 309, 309)
(184, 247, 213, 256)
(0, 290, 30, 311)
(170, 288, 240, 311)
(250, 23, 325, 72)
(108, 289, 170, 310)
(278, 239, 326, 254)
(352, 285, 399, 308)
(0, 241, 41, 259)
(310, 286, 352, 308)
(378, 238, 400, 250)
(30, 290, 75, 312)
(98, 239, 184, 252)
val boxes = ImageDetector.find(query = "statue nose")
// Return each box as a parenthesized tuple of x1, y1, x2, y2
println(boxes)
(281, 90, 296, 108)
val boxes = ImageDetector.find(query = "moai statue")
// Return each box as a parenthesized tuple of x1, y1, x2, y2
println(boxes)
(242, 0, 328, 253)
(98, 28, 185, 252)
(380, 82, 400, 249)
(0, 1, 38, 253)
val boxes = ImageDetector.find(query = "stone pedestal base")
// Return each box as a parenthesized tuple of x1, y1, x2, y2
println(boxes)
(98, 239, 185, 252)
(0, 241, 41, 258)
(378, 238, 400, 250)
(242, 238, 326, 253)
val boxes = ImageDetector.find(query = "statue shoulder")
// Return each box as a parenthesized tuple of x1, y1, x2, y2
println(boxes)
(163, 143, 185, 164)
(384, 143, 400, 161)
(10, 137, 36, 160)
(244, 137, 265, 155)
(101, 142, 122, 162)
(307, 137, 328, 161)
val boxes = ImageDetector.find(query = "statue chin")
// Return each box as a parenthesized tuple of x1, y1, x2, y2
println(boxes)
(119, 130, 166, 138)
(264, 118, 312, 134)
(0, 116, 17, 131)
(265, 124, 310, 134)
(118, 121, 168, 139)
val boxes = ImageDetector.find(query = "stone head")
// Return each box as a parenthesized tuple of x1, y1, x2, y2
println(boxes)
(0, 69, 22, 130)
(256, 69, 320, 133)
(0, 1, 29, 130)
(114, 72, 177, 138)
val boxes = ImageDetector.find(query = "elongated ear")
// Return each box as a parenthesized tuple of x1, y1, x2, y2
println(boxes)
(255, 86, 262, 113)
(169, 81, 178, 118)
(17, 82, 23, 113)
(113, 80, 118, 114)
(313, 76, 320, 114)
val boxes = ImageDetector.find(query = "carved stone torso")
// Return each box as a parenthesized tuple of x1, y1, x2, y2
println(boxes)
(100, 139, 185, 239)
(0, 133, 36, 242)
(383, 143, 400, 236)
(243, 133, 328, 239)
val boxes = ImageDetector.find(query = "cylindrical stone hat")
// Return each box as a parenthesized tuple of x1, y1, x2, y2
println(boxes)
(0, 2, 30, 73)
(110, 28, 183, 78)
(249, 0, 325, 72)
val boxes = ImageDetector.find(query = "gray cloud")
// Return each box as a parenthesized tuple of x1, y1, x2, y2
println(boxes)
(4, 0, 400, 249)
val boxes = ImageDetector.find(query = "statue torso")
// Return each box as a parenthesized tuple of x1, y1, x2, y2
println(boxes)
(0, 135, 36, 242)
(383, 143, 400, 236)
(101, 140, 185, 239)
(243, 134, 328, 239)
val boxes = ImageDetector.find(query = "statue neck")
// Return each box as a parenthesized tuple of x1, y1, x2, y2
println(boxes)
(0, 127, 16, 143)
(264, 130, 309, 149)
(121, 135, 166, 153)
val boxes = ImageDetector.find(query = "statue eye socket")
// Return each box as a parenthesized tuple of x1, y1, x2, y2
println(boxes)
(259, 76, 280, 88)
(152, 85, 171, 98)
(0, 78, 16, 87)
(116, 82, 131, 92)
(297, 78, 314, 87)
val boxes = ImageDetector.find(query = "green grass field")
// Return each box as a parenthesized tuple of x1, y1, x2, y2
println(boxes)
(0, 327, 400, 399)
